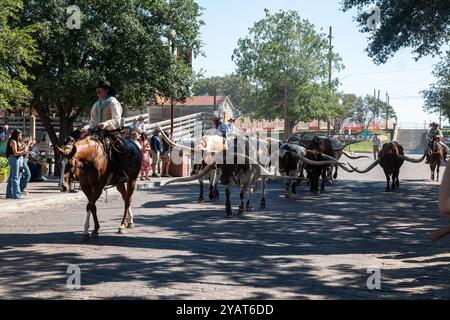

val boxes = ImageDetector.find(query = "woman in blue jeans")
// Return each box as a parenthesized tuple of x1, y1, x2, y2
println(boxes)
(19, 136, 35, 194)
(6, 129, 27, 199)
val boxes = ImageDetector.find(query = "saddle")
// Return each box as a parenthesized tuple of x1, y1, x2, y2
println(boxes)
(90, 128, 128, 186)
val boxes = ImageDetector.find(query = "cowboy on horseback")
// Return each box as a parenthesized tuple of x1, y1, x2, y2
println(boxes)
(57, 80, 142, 241)
(89, 80, 129, 184)
(426, 122, 448, 163)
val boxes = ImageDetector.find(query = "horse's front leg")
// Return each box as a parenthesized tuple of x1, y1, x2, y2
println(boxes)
(117, 183, 130, 234)
(83, 204, 92, 242)
(437, 162, 441, 182)
(90, 188, 104, 239)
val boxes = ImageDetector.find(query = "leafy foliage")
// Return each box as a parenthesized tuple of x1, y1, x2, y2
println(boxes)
(17, 0, 203, 145)
(192, 74, 256, 115)
(422, 51, 450, 120)
(232, 9, 343, 133)
(0, 0, 40, 109)
(341, 0, 450, 64)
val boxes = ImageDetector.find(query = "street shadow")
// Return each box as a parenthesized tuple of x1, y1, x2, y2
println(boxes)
(1, 180, 449, 299)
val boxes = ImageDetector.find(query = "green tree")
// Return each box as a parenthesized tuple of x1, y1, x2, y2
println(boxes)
(341, 0, 450, 64)
(422, 51, 450, 121)
(192, 74, 256, 115)
(232, 9, 344, 134)
(19, 0, 203, 148)
(0, 0, 40, 109)
(349, 95, 396, 129)
(333, 93, 358, 132)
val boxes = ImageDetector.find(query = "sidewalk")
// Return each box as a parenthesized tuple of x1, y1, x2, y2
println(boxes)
(0, 176, 164, 213)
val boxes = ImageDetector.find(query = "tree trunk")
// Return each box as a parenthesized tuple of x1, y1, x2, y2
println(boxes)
(288, 120, 299, 136)
(34, 101, 79, 176)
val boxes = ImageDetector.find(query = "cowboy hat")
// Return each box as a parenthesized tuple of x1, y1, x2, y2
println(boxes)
(93, 80, 115, 92)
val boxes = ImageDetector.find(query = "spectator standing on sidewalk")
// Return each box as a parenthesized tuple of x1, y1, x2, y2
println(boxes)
(5, 129, 27, 199)
(150, 129, 162, 177)
(139, 132, 151, 181)
(130, 116, 146, 134)
(161, 131, 171, 177)
(19, 135, 36, 194)
(0, 124, 10, 142)
(372, 133, 382, 160)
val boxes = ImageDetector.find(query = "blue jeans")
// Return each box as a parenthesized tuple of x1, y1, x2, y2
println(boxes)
(20, 157, 31, 191)
(6, 156, 22, 199)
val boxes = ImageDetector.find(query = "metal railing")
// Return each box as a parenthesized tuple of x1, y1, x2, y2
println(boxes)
(122, 112, 211, 141)
(397, 122, 429, 130)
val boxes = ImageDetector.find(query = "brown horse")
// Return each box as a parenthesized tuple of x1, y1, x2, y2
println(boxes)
(57, 135, 141, 241)
(428, 139, 444, 182)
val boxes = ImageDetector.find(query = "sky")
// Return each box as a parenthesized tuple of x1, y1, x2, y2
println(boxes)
(192, 0, 445, 125)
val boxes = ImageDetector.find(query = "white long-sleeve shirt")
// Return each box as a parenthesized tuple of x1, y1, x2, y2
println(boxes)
(89, 97, 123, 131)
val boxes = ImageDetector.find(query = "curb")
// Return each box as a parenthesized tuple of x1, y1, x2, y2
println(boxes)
(2, 182, 164, 213)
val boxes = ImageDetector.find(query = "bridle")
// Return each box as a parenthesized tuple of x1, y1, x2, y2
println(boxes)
(62, 145, 80, 185)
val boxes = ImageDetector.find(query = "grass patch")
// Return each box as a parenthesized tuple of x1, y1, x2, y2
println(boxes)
(345, 131, 392, 153)
(345, 140, 374, 153)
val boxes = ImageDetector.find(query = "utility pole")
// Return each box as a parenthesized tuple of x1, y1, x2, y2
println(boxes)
(283, 83, 289, 140)
(169, 27, 177, 138)
(327, 26, 333, 136)
(385, 92, 389, 130)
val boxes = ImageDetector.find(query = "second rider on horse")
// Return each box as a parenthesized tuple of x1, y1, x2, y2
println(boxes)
(89, 80, 129, 184)
(426, 122, 448, 163)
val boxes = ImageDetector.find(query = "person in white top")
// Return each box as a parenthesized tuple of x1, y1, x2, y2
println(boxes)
(372, 133, 382, 160)
(88, 80, 128, 184)
(227, 117, 240, 136)
(130, 116, 146, 134)
(89, 80, 123, 132)
(426, 122, 448, 163)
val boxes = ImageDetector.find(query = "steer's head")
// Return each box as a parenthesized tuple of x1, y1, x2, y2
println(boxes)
(56, 144, 78, 193)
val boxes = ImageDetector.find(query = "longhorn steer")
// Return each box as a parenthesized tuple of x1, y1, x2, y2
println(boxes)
(302, 137, 354, 193)
(349, 142, 425, 192)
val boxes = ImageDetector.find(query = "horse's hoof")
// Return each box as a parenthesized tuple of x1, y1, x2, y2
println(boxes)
(127, 223, 135, 229)
(119, 227, 126, 234)
(198, 199, 205, 204)
(82, 234, 90, 242)
(245, 206, 252, 212)
(91, 231, 99, 239)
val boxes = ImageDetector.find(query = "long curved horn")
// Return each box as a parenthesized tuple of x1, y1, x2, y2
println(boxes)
(289, 151, 339, 166)
(333, 140, 362, 152)
(337, 163, 355, 173)
(342, 152, 370, 160)
(319, 154, 355, 172)
(321, 154, 346, 165)
(429, 226, 450, 241)
(162, 163, 215, 186)
(347, 158, 382, 174)
(223, 152, 296, 181)
(156, 124, 194, 152)
(397, 153, 426, 163)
